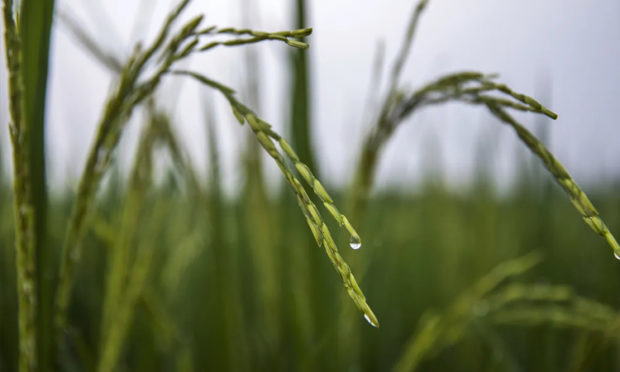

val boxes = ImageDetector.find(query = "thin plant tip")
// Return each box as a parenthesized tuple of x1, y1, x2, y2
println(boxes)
(544, 108, 558, 120)
(291, 27, 313, 37)
(608, 235, 620, 260)
(286, 39, 309, 49)
(364, 310, 380, 328)
(194, 25, 216, 35)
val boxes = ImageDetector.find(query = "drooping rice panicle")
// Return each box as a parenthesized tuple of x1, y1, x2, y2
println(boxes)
(352, 40, 619, 258)
(484, 102, 620, 257)
(479, 79, 558, 119)
(197, 27, 312, 51)
(217, 26, 313, 38)
(171, 69, 379, 327)
(271, 134, 362, 247)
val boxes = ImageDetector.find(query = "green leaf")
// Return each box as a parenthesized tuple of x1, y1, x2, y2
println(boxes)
(19, 0, 55, 369)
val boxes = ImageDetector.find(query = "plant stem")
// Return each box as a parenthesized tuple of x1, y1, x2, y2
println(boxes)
(290, 0, 317, 174)
(19, 0, 55, 369)
(3, 0, 38, 370)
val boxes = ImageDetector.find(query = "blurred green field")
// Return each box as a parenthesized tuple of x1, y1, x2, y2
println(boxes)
(2, 161, 619, 370)
(2, 0, 620, 370)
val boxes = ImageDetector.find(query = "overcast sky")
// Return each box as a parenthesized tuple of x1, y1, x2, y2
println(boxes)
(1, 0, 619, 194)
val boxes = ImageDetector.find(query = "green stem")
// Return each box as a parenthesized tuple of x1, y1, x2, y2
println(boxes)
(19, 0, 55, 369)
(290, 0, 317, 174)
(3, 0, 38, 370)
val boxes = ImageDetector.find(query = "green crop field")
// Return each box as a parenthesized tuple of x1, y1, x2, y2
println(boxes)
(1, 0, 619, 371)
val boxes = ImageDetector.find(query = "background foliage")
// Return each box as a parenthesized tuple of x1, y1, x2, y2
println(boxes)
(1, 0, 619, 371)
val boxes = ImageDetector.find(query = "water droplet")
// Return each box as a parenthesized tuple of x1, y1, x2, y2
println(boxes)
(614, 252, 620, 260)
(349, 236, 362, 250)
(364, 314, 378, 328)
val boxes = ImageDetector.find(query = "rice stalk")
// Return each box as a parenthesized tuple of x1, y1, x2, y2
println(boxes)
(97, 206, 164, 372)
(97, 104, 187, 372)
(2, 0, 38, 370)
(57, 11, 201, 199)
(201, 102, 248, 370)
(350, 7, 618, 255)
(277, 138, 362, 248)
(349, 0, 430, 220)
(140, 289, 184, 354)
(156, 112, 203, 198)
(172, 69, 379, 327)
(393, 252, 542, 372)
(98, 106, 160, 353)
(386, 0, 428, 92)
(349, 0, 617, 258)
(394, 251, 620, 372)
(400, 73, 619, 255)
(290, 0, 317, 174)
(196, 26, 312, 51)
(53, 0, 200, 341)
(483, 102, 620, 257)
(160, 230, 202, 294)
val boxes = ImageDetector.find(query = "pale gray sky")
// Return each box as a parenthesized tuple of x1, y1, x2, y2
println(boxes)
(1, 0, 619, 193)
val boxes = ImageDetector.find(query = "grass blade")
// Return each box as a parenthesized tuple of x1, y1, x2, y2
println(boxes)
(289, 0, 317, 174)
(19, 0, 55, 369)
(3, 0, 38, 370)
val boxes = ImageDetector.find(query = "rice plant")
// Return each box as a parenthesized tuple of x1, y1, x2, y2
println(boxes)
(393, 253, 620, 371)
(3, 0, 41, 369)
(350, 0, 619, 259)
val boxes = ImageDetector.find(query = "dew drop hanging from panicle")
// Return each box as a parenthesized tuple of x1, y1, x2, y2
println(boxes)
(364, 314, 378, 327)
(349, 235, 362, 250)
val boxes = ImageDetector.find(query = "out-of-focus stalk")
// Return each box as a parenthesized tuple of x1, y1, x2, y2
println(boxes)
(3, 0, 38, 370)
